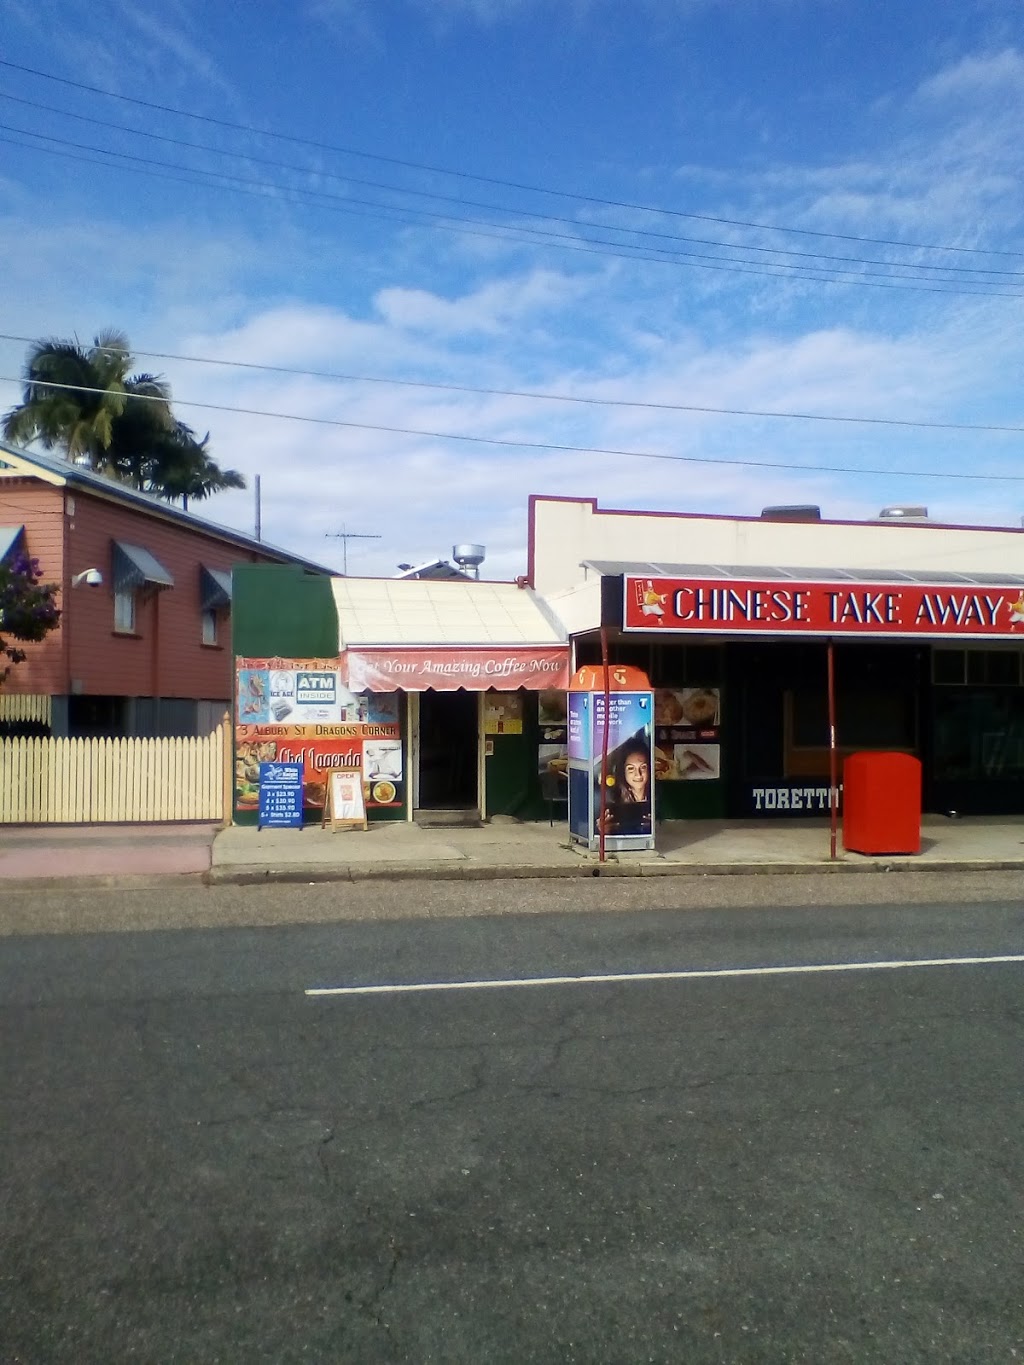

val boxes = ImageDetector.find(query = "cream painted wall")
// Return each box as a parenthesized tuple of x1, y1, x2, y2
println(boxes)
(530, 497, 1024, 597)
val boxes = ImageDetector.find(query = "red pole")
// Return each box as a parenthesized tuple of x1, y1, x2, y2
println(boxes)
(827, 640, 838, 859)
(599, 625, 611, 863)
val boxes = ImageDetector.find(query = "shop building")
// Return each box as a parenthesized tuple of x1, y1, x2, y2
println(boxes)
(232, 564, 569, 824)
(531, 495, 1024, 819)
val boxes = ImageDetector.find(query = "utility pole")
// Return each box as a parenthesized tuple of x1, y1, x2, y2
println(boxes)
(326, 526, 381, 575)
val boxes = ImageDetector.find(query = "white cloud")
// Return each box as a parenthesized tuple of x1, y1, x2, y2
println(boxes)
(373, 270, 585, 335)
(917, 48, 1024, 102)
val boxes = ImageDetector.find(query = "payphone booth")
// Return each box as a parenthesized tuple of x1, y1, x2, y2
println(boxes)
(568, 664, 655, 854)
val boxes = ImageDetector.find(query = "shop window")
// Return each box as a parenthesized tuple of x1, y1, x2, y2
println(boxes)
(937, 649, 1021, 686)
(650, 643, 723, 687)
(968, 651, 1020, 686)
(785, 689, 916, 778)
(934, 689, 1024, 780)
(113, 589, 136, 634)
(201, 608, 219, 646)
(933, 649, 965, 685)
(790, 690, 916, 750)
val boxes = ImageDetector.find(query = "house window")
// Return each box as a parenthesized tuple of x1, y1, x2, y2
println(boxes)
(114, 590, 136, 633)
(201, 609, 219, 646)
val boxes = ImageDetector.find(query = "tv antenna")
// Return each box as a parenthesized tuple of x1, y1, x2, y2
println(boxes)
(326, 525, 381, 575)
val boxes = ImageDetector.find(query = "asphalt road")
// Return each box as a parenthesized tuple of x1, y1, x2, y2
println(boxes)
(2, 880, 1023, 1363)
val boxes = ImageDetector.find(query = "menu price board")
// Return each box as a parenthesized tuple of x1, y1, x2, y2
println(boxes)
(258, 762, 304, 828)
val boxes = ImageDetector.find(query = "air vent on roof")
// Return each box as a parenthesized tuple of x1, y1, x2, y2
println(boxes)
(878, 505, 929, 522)
(760, 505, 822, 521)
(453, 543, 485, 579)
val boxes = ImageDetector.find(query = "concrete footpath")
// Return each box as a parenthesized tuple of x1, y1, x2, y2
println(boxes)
(4, 814, 1024, 889)
(209, 814, 1024, 883)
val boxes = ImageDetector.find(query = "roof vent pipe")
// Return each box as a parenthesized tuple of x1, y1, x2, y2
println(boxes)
(452, 543, 485, 579)
(878, 506, 929, 521)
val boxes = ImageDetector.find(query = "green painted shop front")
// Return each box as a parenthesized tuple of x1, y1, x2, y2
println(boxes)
(231, 564, 569, 825)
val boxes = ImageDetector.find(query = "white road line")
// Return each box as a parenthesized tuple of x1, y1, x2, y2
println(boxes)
(305, 953, 1024, 997)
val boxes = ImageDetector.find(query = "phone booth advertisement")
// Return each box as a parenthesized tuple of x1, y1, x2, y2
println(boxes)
(568, 683, 655, 853)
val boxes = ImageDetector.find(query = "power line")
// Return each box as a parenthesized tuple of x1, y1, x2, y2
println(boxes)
(3, 375, 1023, 483)
(2, 331, 1023, 434)
(3, 89, 1022, 281)
(2, 126, 1021, 299)
(1, 57, 1020, 261)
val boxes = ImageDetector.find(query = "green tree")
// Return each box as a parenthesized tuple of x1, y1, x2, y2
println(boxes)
(3, 332, 245, 505)
(0, 552, 60, 684)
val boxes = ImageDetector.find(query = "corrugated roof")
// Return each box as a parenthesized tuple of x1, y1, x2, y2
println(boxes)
(331, 577, 566, 647)
(584, 560, 1024, 587)
(0, 440, 334, 575)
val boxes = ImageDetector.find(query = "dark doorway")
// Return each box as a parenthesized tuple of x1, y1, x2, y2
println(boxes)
(418, 689, 479, 809)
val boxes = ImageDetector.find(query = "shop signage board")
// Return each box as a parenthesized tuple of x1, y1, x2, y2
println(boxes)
(235, 657, 403, 819)
(257, 762, 304, 829)
(343, 645, 570, 692)
(567, 690, 655, 851)
(624, 576, 1024, 639)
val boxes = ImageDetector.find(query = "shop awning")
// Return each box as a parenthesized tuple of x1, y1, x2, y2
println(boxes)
(604, 563, 1024, 640)
(331, 576, 569, 690)
(0, 525, 25, 563)
(200, 565, 232, 611)
(111, 541, 174, 593)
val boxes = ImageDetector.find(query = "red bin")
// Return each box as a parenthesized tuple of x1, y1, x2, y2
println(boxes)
(842, 751, 921, 856)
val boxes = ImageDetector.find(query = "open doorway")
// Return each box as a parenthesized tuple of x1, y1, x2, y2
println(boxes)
(417, 689, 479, 809)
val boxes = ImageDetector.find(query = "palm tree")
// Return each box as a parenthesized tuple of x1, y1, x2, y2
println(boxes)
(141, 421, 246, 509)
(3, 331, 245, 504)
(3, 330, 143, 463)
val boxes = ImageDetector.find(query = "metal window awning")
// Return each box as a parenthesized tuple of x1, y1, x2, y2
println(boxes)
(111, 541, 174, 593)
(200, 566, 232, 611)
(0, 525, 25, 563)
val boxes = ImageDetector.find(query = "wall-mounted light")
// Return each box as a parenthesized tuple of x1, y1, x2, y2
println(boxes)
(71, 568, 103, 587)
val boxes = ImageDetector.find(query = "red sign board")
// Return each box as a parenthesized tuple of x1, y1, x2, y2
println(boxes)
(343, 645, 570, 692)
(623, 575, 1024, 639)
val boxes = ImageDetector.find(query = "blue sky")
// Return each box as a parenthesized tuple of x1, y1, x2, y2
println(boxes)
(2, 0, 1024, 578)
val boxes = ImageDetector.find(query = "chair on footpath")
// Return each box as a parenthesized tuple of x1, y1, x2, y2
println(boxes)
(539, 767, 569, 826)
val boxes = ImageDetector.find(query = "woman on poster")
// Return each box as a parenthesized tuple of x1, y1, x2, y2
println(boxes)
(598, 734, 652, 835)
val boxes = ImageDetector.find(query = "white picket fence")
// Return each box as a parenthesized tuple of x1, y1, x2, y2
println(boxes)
(0, 724, 227, 824)
(0, 694, 53, 727)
